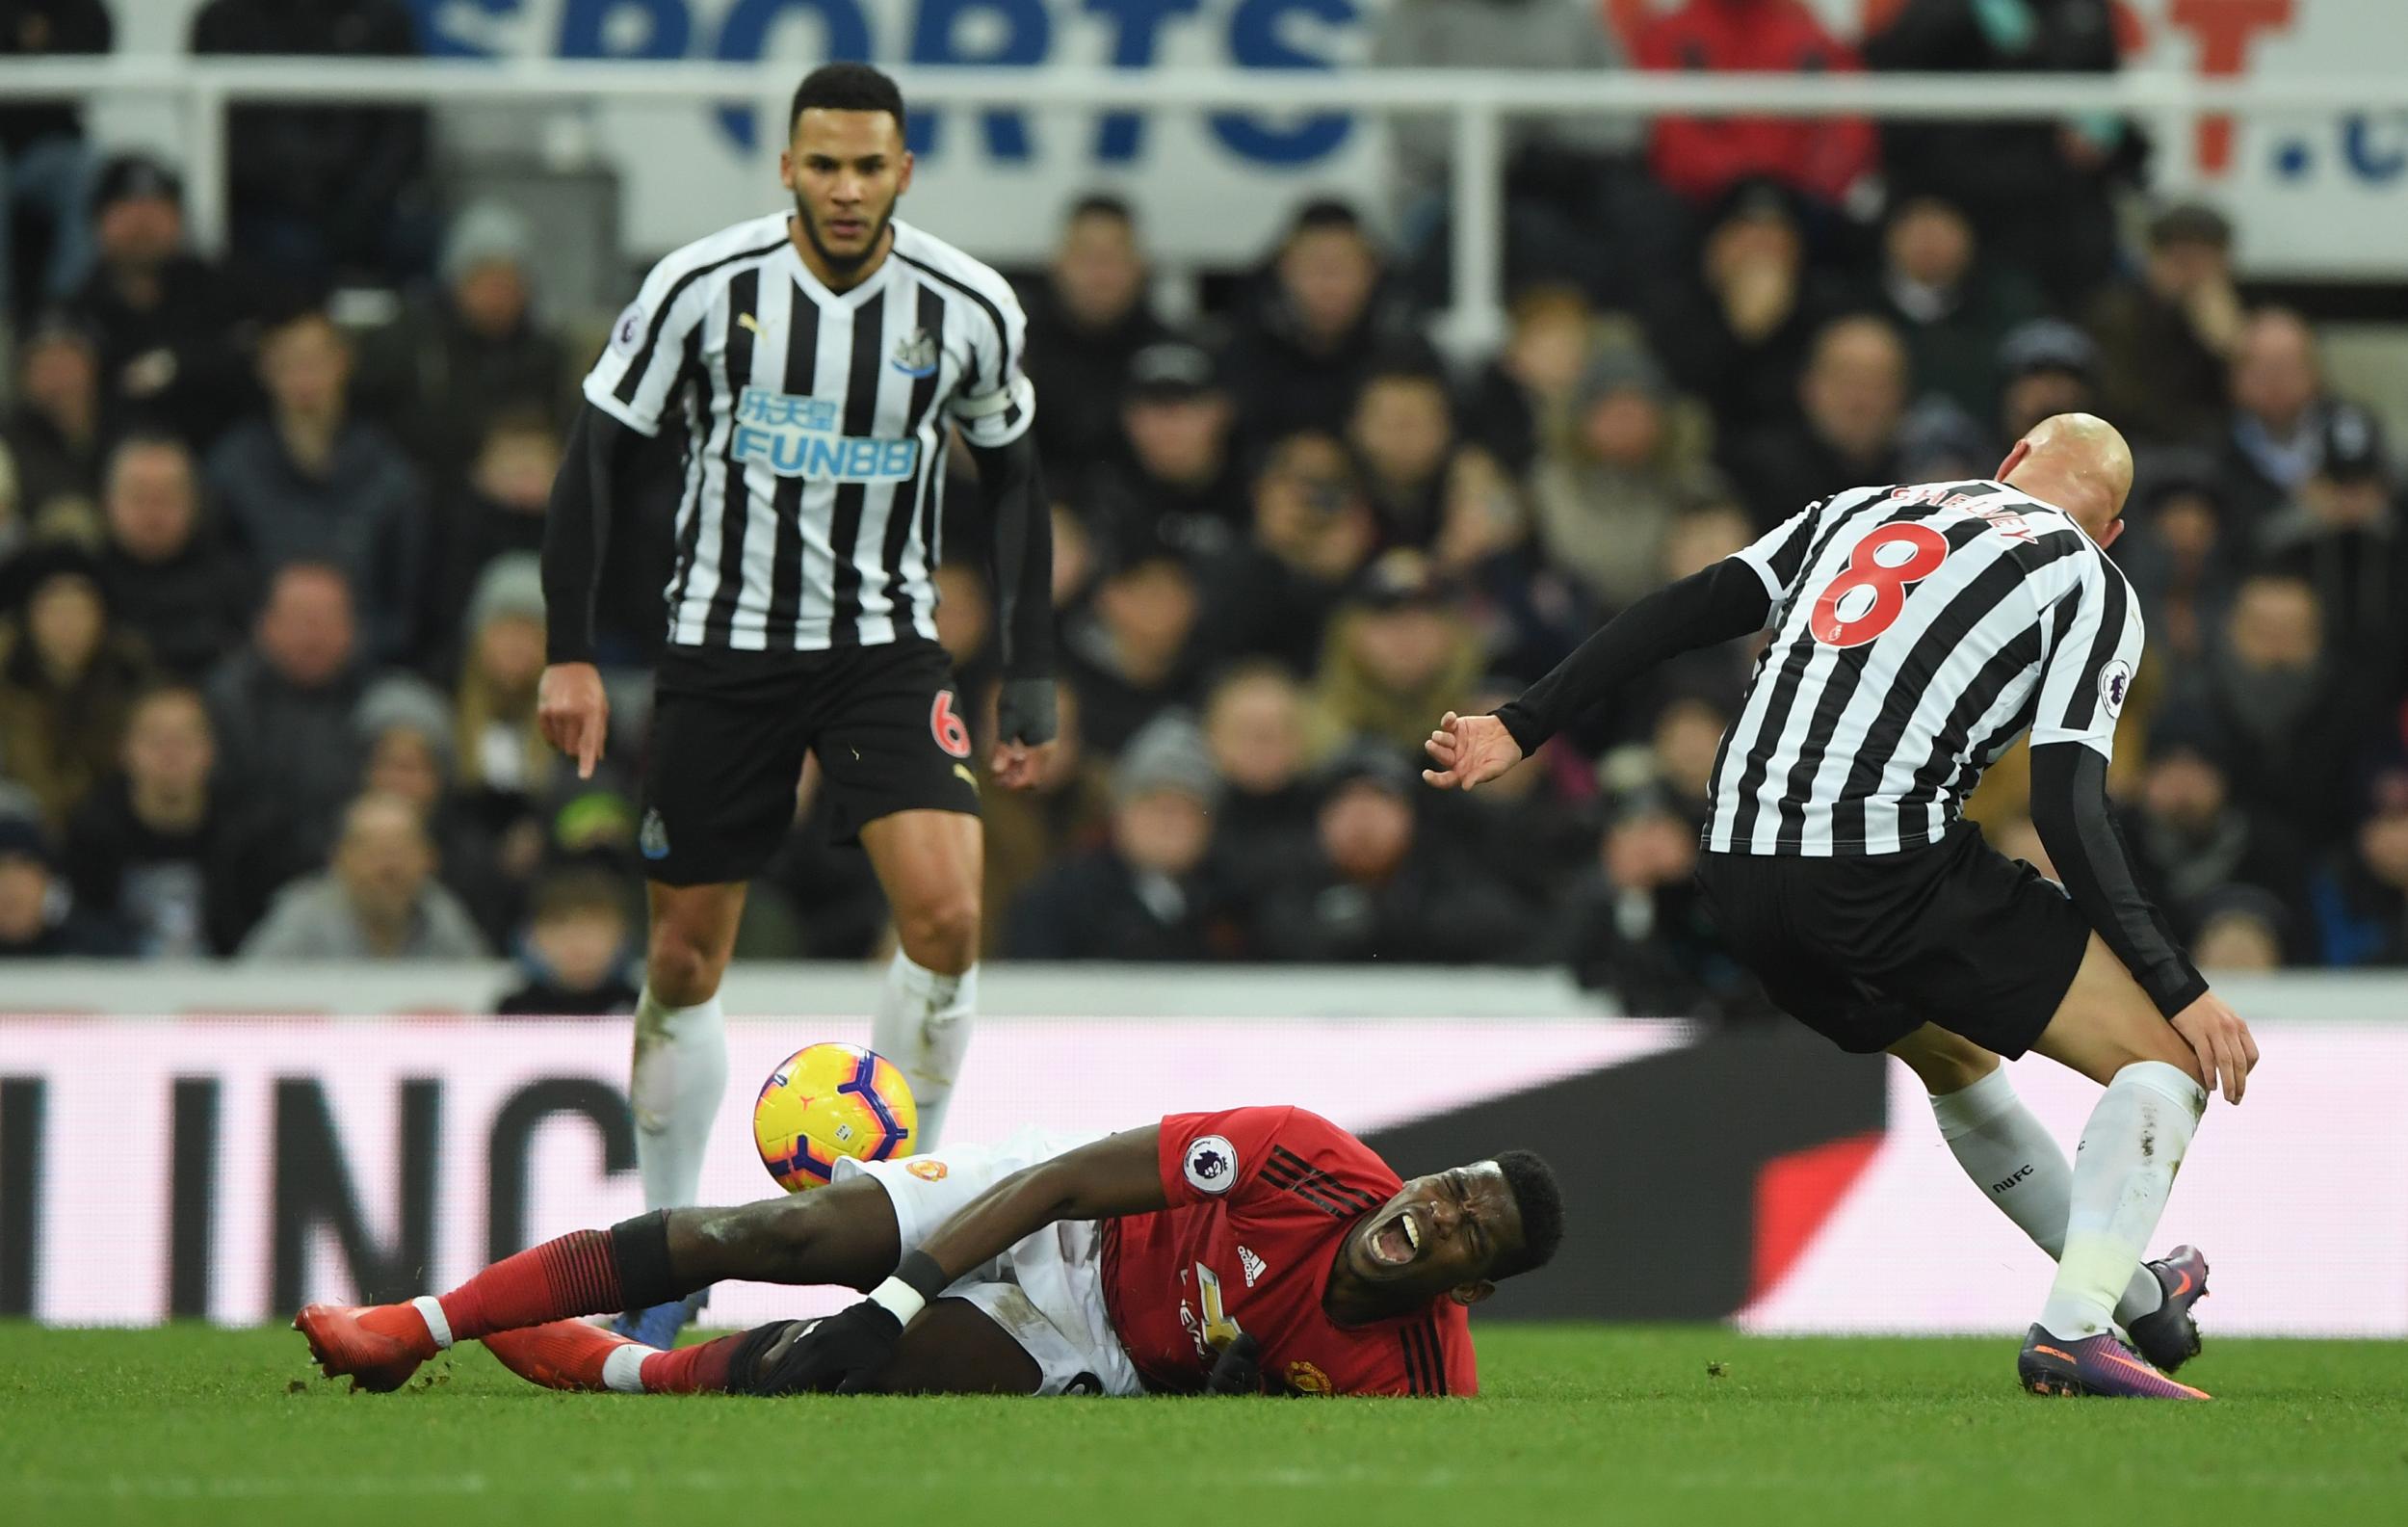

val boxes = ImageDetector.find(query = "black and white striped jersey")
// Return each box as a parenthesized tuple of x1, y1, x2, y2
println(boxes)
(1706, 479, 2145, 857)
(582, 213, 1033, 651)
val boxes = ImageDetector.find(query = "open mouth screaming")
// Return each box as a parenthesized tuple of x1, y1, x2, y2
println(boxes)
(1365, 1205, 1424, 1269)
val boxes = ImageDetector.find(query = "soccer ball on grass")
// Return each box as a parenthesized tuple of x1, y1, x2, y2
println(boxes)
(752, 1041, 919, 1191)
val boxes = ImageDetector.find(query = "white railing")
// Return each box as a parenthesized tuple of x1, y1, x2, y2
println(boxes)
(0, 957, 2398, 1021)
(9, 56, 2406, 348)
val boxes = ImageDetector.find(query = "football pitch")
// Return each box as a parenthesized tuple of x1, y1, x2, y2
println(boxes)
(4, 1325, 2402, 1526)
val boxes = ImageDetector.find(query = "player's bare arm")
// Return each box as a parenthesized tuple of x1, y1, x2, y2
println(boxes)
(535, 403, 643, 778)
(748, 1129, 1168, 1393)
(972, 430, 1059, 790)
(1427, 556, 1774, 792)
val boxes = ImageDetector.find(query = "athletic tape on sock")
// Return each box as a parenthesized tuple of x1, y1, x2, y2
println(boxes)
(603, 1344, 651, 1394)
(866, 1250, 951, 1327)
(411, 1295, 454, 1351)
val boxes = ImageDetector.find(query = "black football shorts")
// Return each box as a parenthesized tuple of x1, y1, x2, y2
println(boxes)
(637, 639, 980, 886)
(1692, 822, 2091, 1059)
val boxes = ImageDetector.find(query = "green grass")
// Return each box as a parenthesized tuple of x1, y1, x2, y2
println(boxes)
(3, 1325, 2403, 1526)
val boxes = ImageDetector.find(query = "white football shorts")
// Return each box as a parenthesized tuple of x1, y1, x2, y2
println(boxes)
(833, 1126, 1144, 1397)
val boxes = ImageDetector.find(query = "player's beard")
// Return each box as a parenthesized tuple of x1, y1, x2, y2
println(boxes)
(794, 193, 895, 280)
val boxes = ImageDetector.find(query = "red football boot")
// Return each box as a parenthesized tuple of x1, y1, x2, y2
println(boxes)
(482, 1321, 642, 1392)
(293, 1303, 434, 1393)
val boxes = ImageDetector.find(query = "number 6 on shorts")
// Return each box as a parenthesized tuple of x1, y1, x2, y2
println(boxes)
(929, 690, 972, 758)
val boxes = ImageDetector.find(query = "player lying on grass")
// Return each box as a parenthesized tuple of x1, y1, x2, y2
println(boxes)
(299, 1107, 1562, 1398)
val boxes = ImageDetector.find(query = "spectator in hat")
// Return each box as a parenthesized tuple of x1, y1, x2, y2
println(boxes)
(1059, 544, 1203, 758)
(1005, 712, 1233, 961)
(443, 553, 562, 935)
(1250, 742, 1536, 964)
(1530, 329, 1726, 613)
(1019, 196, 1172, 487)
(0, 800, 127, 957)
(1645, 181, 1846, 439)
(1725, 313, 1909, 529)
(0, 0, 112, 319)
(94, 433, 253, 680)
(1863, 0, 2140, 306)
(204, 561, 414, 859)
(353, 670, 520, 947)
(67, 152, 255, 447)
(1080, 337, 1246, 565)
(2116, 709, 2309, 961)
(2258, 400, 2406, 700)
(1219, 200, 1422, 450)
(0, 540, 153, 827)
(207, 305, 429, 663)
(1853, 194, 2046, 425)
(1311, 550, 1484, 757)
(1199, 432, 1378, 677)
(355, 200, 574, 491)
(2085, 203, 2242, 447)
(496, 866, 641, 1015)
(2213, 307, 2329, 532)
(2, 308, 103, 524)
(1633, 0, 1876, 216)
(451, 553, 554, 804)
(1995, 318, 2099, 447)
(61, 681, 301, 957)
(240, 789, 489, 961)
(190, 0, 432, 286)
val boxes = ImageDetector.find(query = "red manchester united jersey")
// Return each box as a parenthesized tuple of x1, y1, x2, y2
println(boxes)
(1099, 1107, 1477, 1397)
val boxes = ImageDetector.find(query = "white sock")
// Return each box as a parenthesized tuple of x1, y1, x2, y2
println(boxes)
(1927, 1066, 2162, 1326)
(2037, 1061, 2205, 1341)
(604, 1343, 655, 1394)
(630, 985, 728, 1210)
(871, 952, 976, 1151)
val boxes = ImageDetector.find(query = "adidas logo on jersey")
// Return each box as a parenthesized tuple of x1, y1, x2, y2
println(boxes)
(1239, 1245, 1268, 1287)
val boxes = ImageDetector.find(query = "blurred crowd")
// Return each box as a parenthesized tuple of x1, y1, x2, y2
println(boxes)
(4, 0, 2407, 1015)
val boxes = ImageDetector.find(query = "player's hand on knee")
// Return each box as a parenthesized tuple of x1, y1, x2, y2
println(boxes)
(2169, 990, 2258, 1105)
(537, 662, 610, 780)
(752, 1301, 905, 1395)
(1421, 712, 1523, 793)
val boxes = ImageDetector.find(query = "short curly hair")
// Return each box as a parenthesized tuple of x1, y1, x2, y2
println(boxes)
(789, 63, 905, 138)
(1489, 1149, 1565, 1280)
